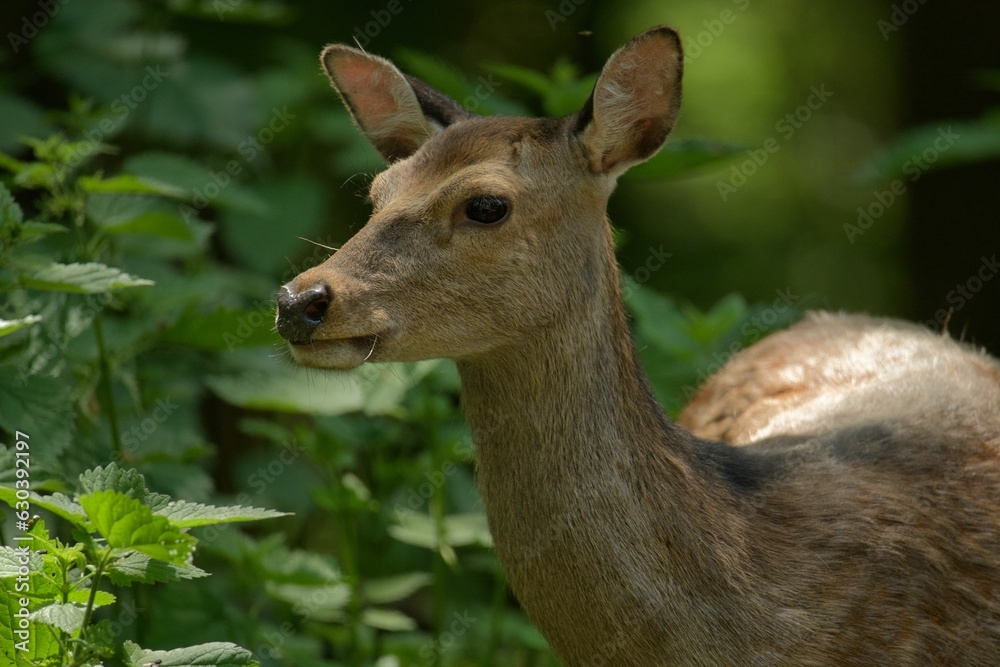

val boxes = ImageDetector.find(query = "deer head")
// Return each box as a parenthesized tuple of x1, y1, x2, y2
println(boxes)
(275, 26, 682, 369)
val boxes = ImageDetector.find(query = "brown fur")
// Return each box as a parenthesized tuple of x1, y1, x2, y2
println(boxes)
(276, 26, 1000, 666)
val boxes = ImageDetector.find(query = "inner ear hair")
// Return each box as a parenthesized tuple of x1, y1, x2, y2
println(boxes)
(577, 26, 683, 175)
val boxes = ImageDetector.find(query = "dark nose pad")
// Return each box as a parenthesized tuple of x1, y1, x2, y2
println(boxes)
(275, 284, 330, 343)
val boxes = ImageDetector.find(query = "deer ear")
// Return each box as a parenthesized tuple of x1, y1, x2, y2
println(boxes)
(321, 45, 475, 162)
(575, 26, 683, 177)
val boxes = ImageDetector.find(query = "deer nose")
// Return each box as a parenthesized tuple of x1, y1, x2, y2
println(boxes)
(276, 284, 331, 343)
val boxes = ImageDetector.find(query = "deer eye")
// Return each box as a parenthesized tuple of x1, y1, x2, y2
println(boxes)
(465, 196, 510, 225)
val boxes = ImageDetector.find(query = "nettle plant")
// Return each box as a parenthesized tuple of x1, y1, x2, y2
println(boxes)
(0, 127, 279, 474)
(0, 463, 285, 666)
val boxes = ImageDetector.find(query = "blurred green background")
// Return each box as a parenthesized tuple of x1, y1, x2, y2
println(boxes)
(1, 0, 998, 666)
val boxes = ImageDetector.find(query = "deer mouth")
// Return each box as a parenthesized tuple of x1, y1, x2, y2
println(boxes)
(287, 332, 384, 370)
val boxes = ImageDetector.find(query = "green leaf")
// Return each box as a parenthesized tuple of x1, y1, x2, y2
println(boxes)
(106, 210, 196, 241)
(79, 490, 196, 564)
(15, 558, 61, 606)
(257, 543, 341, 586)
(22, 521, 87, 572)
(124, 640, 259, 667)
(361, 607, 418, 632)
(0, 182, 62, 247)
(0, 489, 87, 527)
(388, 510, 492, 566)
(16, 222, 67, 244)
(146, 492, 174, 513)
(363, 572, 432, 605)
(483, 63, 553, 96)
(12, 161, 57, 190)
(106, 550, 208, 586)
(218, 176, 326, 274)
(79, 174, 188, 198)
(0, 448, 14, 488)
(19, 261, 154, 294)
(153, 500, 289, 528)
(0, 93, 51, 154)
(0, 547, 44, 578)
(855, 118, 1000, 184)
(0, 369, 74, 466)
(206, 365, 365, 416)
(0, 181, 23, 227)
(395, 49, 530, 117)
(51, 138, 117, 172)
(354, 360, 444, 417)
(123, 153, 268, 214)
(80, 620, 117, 662)
(0, 583, 61, 665)
(159, 306, 278, 351)
(686, 293, 750, 344)
(30, 601, 86, 634)
(626, 280, 801, 414)
(0, 315, 41, 338)
(485, 59, 594, 116)
(79, 463, 149, 500)
(624, 279, 697, 356)
(0, 151, 25, 177)
(66, 589, 116, 608)
(86, 192, 197, 243)
(265, 582, 350, 622)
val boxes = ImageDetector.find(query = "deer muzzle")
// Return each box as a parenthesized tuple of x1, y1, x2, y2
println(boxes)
(275, 283, 330, 344)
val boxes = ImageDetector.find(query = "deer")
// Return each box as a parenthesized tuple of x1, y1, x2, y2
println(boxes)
(274, 25, 1000, 666)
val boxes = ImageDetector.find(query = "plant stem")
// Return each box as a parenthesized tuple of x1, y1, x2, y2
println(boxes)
(78, 550, 111, 632)
(336, 491, 362, 667)
(429, 421, 447, 667)
(72, 548, 112, 667)
(93, 316, 123, 459)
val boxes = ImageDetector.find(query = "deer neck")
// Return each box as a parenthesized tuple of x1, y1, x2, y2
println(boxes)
(455, 227, 752, 649)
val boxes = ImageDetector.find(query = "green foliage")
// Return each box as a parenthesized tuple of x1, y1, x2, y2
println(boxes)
(0, 464, 283, 666)
(855, 69, 1000, 184)
(124, 641, 259, 667)
(625, 281, 804, 415)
